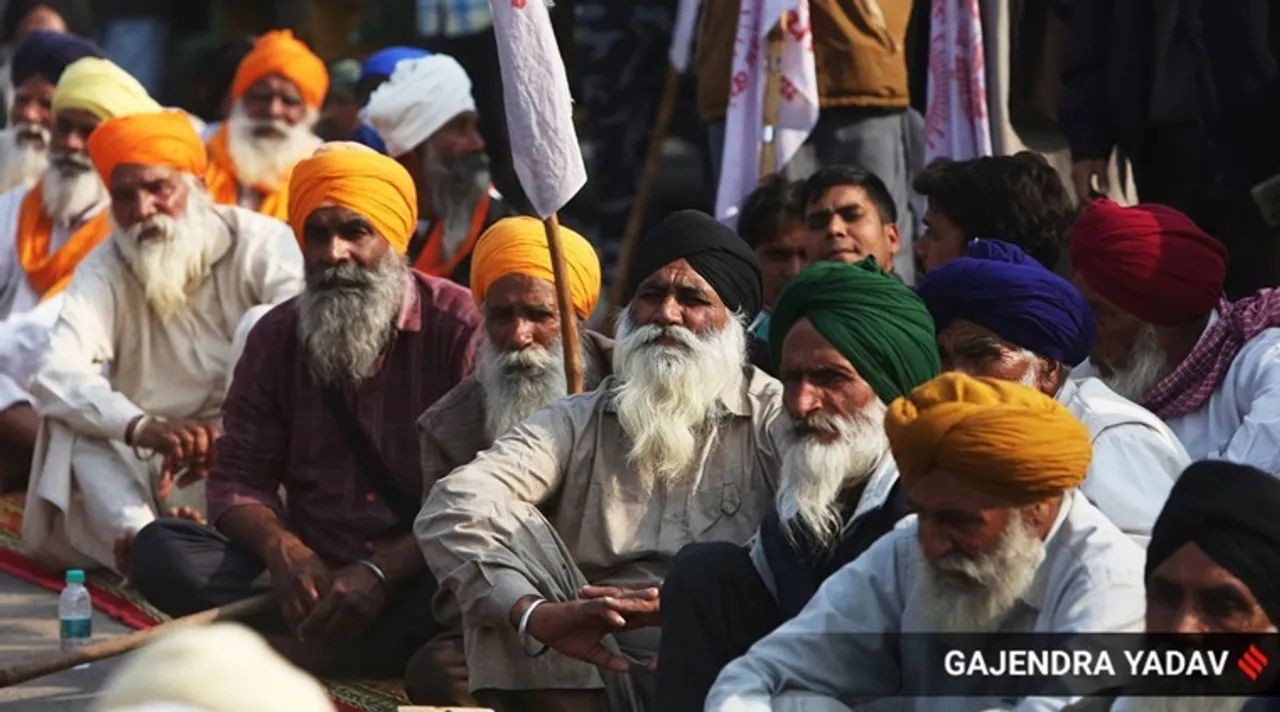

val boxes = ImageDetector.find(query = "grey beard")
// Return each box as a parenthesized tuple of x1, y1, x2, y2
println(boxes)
(475, 334, 568, 443)
(425, 146, 490, 260)
(1102, 323, 1174, 402)
(297, 252, 408, 387)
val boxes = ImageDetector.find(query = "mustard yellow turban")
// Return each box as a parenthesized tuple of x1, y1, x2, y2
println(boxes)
(288, 143, 418, 254)
(470, 216, 602, 319)
(87, 111, 208, 185)
(885, 372, 1092, 504)
(53, 57, 161, 120)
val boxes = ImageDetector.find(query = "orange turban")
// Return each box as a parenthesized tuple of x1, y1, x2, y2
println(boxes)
(470, 217, 602, 319)
(87, 111, 208, 185)
(231, 30, 328, 109)
(885, 373, 1092, 504)
(288, 143, 417, 254)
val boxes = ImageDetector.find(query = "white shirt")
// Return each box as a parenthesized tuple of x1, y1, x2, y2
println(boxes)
(1057, 377, 1189, 543)
(705, 491, 1147, 712)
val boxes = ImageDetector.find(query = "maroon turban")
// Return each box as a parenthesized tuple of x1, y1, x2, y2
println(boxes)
(1069, 199, 1227, 327)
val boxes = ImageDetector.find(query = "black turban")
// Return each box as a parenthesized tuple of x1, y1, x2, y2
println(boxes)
(11, 29, 103, 86)
(625, 210, 764, 319)
(1147, 460, 1280, 625)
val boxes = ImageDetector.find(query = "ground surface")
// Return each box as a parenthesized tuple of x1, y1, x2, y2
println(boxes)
(0, 575, 131, 709)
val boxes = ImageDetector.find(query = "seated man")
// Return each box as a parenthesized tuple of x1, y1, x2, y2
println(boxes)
(415, 209, 786, 712)
(0, 56, 161, 492)
(362, 54, 515, 286)
(1070, 200, 1280, 469)
(912, 152, 1077, 275)
(706, 373, 1146, 711)
(205, 30, 326, 221)
(736, 174, 806, 374)
(22, 111, 305, 571)
(654, 258, 940, 710)
(799, 166, 900, 273)
(130, 143, 482, 679)
(918, 239, 1189, 540)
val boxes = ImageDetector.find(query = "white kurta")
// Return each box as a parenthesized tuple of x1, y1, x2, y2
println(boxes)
(1057, 377, 1189, 543)
(705, 491, 1146, 712)
(22, 205, 304, 569)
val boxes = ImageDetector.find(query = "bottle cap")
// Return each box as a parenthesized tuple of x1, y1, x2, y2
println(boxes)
(65, 569, 85, 585)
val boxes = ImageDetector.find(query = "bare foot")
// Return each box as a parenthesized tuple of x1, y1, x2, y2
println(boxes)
(165, 506, 207, 526)
(114, 531, 136, 579)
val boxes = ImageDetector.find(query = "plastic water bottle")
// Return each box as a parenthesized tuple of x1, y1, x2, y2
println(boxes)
(58, 569, 91, 663)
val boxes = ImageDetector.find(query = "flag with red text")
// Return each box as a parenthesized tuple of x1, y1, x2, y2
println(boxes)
(924, 0, 992, 163)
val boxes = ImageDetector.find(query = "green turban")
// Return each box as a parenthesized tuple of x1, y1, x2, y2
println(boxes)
(769, 258, 941, 403)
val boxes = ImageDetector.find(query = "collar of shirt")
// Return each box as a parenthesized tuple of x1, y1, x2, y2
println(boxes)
(396, 271, 423, 332)
(1017, 489, 1079, 610)
(848, 453, 900, 524)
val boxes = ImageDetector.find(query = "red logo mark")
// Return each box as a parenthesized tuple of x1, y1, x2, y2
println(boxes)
(512, 0, 526, 7)
(1239, 644, 1269, 680)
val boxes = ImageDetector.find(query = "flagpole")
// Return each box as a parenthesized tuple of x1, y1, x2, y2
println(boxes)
(544, 214, 585, 393)
(758, 13, 789, 177)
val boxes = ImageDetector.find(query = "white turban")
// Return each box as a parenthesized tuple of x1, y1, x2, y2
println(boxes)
(361, 53, 477, 158)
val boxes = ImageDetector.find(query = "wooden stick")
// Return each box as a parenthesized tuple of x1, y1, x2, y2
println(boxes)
(544, 214, 585, 394)
(605, 65, 682, 319)
(0, 593, 275, 688)
(758, 15, 789, 177)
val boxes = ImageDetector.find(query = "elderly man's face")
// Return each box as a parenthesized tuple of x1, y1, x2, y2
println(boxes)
(780, 318, 879, 440)
(110, 164, 191, 233)
(937, 319, 1061, 397)
(241, 74, 310, 129)
(1147, 543, 1275, 634)
(10, 75, 55, 135)
(302, 205, 395, 272)
(51, 108, 98, 161)
(1071, 273, 1174, 401)
(628, 259, 731, 336)
(803, 185, 900, 269)
(484, 274, 560, 353)
(430, 111, 486, 166)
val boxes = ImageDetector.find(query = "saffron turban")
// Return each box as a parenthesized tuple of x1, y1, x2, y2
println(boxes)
(1069, 199, 1227, 327)
(10, 30, 102, 86)
(53, 57, 161, 120)
(230, 30, 328, 109)
(917, 240, 1095, 366)
(360, 46, 431, 82)
(87, 111, 208, 185)
(770, 259, 940, 404)
(626, 209, 764, 320)
(361, 54, 476, 158)
(288, 143, 417, 255)
(886, 372, 1092, 504)
(470, 216, 602, 319)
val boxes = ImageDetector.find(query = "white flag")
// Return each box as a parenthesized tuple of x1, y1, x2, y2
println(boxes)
(923, 0, 992, 163)
(490, 0, 587, 219)
(714, 0, 820, 226)
(669, 0, 701, 73)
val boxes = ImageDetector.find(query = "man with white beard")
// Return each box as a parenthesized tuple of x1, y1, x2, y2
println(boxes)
(362, 54, 516, 287)
(0, 30, 103, 194)
(0, 56, 160, 492)
(415, 209, 786, 712)
(652, 258, 940, 711)
(21, 111, 304, 572)
(203, 30, 326, 222)
(706, 372, 1147, 712)
(1070, 199, 1280, 472)
(129, 143, 481, 680)
(918, 239, 1189, 542)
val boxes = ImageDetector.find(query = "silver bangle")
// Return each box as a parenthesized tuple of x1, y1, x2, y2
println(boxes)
(517, 598, 549, 657)
(126, 415, 152, 447)
(356, 559, 389, 590)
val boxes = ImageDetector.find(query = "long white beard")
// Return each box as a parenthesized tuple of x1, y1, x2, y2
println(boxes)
(612, 309, 746, 481)
(297, 250, 408, 387)
(112, 179, 219, 320)
(1118, 698, 1247, 712)
(424, 142, 490, 260)
(917, 511, 1047, 633)
(777, 403, 890, 548)
(41, 154, 107, 226)
(225, 103, 320, 191)
(1102, 324, 1173, 402)
(475, 333, 569, 442)
(0, 124, 49, 193)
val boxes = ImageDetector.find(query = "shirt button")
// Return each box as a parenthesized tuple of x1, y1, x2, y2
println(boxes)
(365, 492, 376, 502)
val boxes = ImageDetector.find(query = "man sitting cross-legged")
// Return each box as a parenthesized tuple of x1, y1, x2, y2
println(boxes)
(130, 143, 481, 679)
(652, 258, 940, 710)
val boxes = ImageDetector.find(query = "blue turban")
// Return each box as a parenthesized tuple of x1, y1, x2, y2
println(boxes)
(11, 30, 103, 86)
(916, 239, 1095, 366)
(360, 46, 431, 83)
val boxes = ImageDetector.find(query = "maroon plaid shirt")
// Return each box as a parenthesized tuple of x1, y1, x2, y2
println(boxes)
(207, 271, 481, 564)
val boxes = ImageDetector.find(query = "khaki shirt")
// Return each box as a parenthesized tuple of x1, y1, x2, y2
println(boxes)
(415, 365, 787, 627)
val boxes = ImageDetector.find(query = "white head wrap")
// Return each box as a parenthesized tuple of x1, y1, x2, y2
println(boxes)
(361, 54, 477, 158)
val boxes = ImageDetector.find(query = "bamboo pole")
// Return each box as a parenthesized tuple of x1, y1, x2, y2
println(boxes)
(544, 214, 585, 394)
(758, 16, 788, 178)
(0, 593, 275, 688)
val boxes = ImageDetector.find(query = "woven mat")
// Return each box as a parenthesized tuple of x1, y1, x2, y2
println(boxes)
(0, 494, 410, 711)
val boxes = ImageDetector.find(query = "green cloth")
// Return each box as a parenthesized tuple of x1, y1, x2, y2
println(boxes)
(769, 258, 940, 404)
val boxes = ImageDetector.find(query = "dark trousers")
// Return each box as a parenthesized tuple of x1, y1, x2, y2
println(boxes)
(654, 542, 785, 712)
(130, 518, 441, 678)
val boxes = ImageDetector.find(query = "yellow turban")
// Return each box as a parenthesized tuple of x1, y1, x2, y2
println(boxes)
(885, 372, 1092, 504)
(87, 111, 208, 185)
(52, 57, 161, 120)
(288, 143, 417, 254)
(470, 216, 602, 319)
